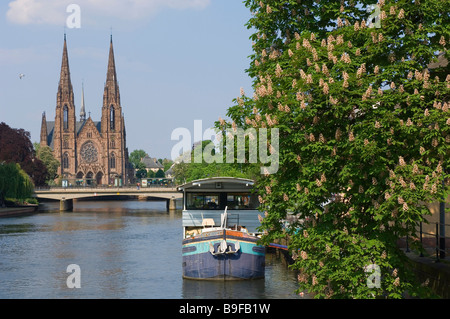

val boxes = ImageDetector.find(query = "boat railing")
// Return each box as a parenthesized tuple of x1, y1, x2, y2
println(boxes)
(183, 209, 262, 234)
(226, 213, 240, 230)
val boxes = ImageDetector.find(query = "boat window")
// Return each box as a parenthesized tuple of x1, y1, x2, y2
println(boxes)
(186, 193, 219, 210)
(226, 193, 258, 210)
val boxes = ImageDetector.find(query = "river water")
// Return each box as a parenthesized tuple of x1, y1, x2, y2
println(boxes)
(0, 200, 302, 299)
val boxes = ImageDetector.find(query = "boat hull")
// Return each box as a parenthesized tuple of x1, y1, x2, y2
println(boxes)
(182, 229, 265, 280)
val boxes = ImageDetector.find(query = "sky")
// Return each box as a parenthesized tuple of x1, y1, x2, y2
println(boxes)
(0, 0, 255, 160)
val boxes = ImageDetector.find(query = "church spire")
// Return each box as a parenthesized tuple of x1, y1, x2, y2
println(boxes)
(40, 112, 48, 147)
(80, 81, 86, 122)
(57, 34, 74, 105)
(101, 36, 122, 134)
(103, 36, 120, 106)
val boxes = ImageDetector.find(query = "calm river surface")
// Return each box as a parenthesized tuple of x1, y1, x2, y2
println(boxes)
(0, 200, 301, 299)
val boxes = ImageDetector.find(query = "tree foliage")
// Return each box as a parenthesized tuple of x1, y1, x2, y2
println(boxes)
(218, 0, 449, 298)
(34, 143, 60, 184)
(0, 122, 48, 186)
(172, 141, 260, 184)
(162, 158, 174, 171)
(136, 168, 148, 179)
(0, 162, 33, 203)
(155, 169, 166, 178)
(129, 149, 148, 169)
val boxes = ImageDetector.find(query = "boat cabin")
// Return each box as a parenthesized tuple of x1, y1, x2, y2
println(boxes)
(177, 177, 262, 239)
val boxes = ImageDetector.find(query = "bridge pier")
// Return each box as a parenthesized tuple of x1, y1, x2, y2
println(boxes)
(60, 198, 73, 211)
(167, 197, 176, 211)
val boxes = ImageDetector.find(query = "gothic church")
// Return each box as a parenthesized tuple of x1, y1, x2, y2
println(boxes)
(40, 35, 133, 186)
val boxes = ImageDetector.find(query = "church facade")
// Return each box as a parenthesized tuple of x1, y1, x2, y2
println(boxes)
(40, 35, 133, 186)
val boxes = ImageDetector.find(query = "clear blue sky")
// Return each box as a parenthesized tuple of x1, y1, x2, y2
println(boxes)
(0, 0, 254, 160)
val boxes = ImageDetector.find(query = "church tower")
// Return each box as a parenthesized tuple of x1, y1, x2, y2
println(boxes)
(101, 36, 127, 185)
(54, 34, 77, 180)
(101, 36, 122, 133)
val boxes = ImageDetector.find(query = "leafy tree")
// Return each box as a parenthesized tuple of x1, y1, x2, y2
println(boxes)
(134, 161, 147, 171)
(172, 141, 260, 184)
(155, 169, 165, 178)
(0, 122, 48, 186)
(217, 0, 449, 298)
(136, 168, 148, 179)
(0, 162, 33, 203)
(34, 143, 60, 184)
(147, 170, 155, 178)
(129, 149, 148, 169)
(29, 159, 47, 187)
(172, 154, 190, 184)
(162, 158, 174, 171)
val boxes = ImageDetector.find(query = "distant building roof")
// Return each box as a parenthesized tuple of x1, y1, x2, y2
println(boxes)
(141, 156, 164, 169)
(428, 52, 448, 69)
(165, 164, 174, 177)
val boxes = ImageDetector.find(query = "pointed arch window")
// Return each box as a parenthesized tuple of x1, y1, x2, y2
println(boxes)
(63, 152, 70, 169)
(110, 105, 115, 130)
(63, 105, 69, 130)
(110, 152, 116, 169)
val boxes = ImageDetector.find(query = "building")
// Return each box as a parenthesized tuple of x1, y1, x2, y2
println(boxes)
(164, 164, 174, 178)
(140, 156, 164, 173)
(40, 35, 133, 186)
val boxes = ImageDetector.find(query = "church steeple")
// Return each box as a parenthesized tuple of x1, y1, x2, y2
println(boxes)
(40, 112, 48, 147)
(54, 34, 77, 179)
(103, 36, 120, 106)
(102, 36, 122, 134)
(80, 81, 86, 122)
(57, 34, 74, 105)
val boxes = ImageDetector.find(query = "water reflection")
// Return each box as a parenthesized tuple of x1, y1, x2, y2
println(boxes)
(0, 223, 43, 235)
(181, 254, 302, 299)
(0, 200, 301, 299)
(183, 279, 266, 299)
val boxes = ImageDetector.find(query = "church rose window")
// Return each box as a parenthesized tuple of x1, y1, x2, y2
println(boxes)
(80, 141, 98, 163)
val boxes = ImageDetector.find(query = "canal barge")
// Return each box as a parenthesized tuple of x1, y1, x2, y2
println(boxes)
(178, 177, 265, 280)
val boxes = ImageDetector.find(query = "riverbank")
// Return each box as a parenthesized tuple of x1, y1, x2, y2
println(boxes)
(0, 205, 38, 218)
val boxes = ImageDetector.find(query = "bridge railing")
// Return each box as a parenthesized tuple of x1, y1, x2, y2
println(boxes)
(35, 184, 179, 191)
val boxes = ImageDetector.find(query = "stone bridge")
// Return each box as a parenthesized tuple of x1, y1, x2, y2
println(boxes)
(34, 186, 182, 211)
